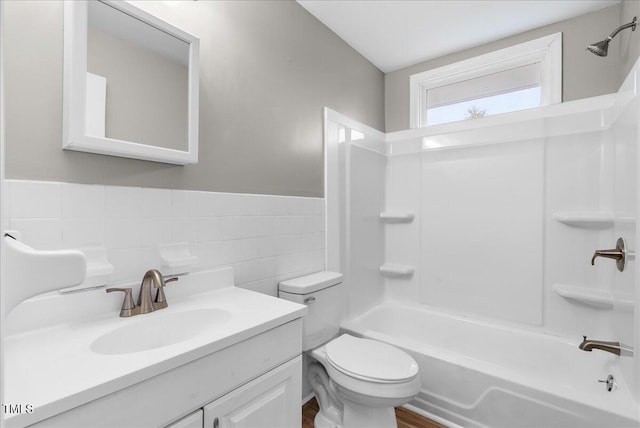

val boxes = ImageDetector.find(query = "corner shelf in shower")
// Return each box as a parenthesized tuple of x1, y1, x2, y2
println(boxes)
(379, 212, 415, 223)
(553, 283, 634, 310)
(553, 211, 614, 229)
(379, 264, 415, 276)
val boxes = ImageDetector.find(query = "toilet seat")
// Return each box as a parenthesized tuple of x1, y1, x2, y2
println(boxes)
(318, 334, 421, 405)
(325, 334, 418, 383)
(325, 334, 419, 383)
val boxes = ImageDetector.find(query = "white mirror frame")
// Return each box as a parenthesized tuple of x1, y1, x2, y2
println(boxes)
(63, 0, 199, 165)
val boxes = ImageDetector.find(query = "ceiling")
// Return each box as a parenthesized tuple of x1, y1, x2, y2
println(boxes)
(297, 0, 621, 73)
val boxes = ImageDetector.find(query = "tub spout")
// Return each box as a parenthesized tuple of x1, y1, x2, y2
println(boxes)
(579, 336, 621, 356)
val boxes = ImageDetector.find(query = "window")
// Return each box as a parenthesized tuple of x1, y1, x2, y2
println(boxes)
(410, 33, 562, 128)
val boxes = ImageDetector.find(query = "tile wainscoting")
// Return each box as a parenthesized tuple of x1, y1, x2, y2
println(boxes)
(5, 180, 325, 296)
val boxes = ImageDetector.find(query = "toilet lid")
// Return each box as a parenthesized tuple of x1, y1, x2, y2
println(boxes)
(325, 335, 419, 383)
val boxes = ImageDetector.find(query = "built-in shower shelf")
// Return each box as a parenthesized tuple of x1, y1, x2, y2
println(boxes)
(379, 264, 415, 276)
(379, 212, 415, 223)
(553, 284, 613, 309)
(553, 211, 614, 229)
(553, 283, 634, 310)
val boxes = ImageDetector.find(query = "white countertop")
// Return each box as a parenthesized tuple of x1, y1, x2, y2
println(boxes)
(3, 267, 306, 427)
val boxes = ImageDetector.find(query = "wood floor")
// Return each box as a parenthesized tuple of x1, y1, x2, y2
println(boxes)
(302, 398, 447, 428)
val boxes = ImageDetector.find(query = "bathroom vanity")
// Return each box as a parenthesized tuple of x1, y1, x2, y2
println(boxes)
(3, 267, 306, 427)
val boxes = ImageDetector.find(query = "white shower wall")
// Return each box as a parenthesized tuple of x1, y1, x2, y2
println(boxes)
(328, 99, 624, 337)
(382, 84, 640, 412)
(385, 105, 625, 339)
(324, 109, 387, 320)
(610, 68, 639, 403)
(348, 145, 386, 317)
(421, 139, 545, 326)
(382, 89, 639, 409)
(5, 180, 325, 296)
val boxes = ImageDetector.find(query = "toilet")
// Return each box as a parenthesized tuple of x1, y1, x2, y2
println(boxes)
(279, 271, 420, 428)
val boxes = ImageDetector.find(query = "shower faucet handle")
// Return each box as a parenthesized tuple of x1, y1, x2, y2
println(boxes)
(591, 237, 626, 272)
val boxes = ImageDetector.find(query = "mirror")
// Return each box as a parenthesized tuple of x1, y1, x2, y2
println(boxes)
(63, 1, 199, 165)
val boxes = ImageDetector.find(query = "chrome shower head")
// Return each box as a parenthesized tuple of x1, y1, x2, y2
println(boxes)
(587, 38, 611, 57)
(587, 17, 636, 57)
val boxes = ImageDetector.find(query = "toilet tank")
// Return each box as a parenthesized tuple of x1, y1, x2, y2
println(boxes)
(278, 271, 344, 351)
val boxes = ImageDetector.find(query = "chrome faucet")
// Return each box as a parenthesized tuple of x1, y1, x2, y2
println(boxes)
(579, 336, 621, 356)
(106, 269, 178, 317)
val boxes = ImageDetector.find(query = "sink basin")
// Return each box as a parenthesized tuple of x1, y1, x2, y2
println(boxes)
(90, 308, 231, 355)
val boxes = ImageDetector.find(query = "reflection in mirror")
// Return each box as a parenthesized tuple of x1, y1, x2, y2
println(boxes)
(63, 0, 199, 165)
(87, 1, 188, 151)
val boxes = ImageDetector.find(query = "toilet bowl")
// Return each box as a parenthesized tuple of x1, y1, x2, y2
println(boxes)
(311, 334, 420, 428)
(279, 272, 420, 428)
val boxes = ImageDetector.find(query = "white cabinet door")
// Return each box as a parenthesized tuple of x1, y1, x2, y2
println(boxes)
(166, 410, 203, 428)
(203, 356, 302, 428)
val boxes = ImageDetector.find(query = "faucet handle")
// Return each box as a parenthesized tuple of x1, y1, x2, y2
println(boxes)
(154, 276, 179, 310)
(106, 287, 135, 309)
(106, 287, 139, 317)
(591, 238, 626, 271)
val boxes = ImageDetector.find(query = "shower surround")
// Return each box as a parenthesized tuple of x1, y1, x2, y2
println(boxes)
(325, 60, 640, 427)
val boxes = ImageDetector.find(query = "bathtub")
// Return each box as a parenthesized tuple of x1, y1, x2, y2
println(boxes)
(341, 303, 639, 428)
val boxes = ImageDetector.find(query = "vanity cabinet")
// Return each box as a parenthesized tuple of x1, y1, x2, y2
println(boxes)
(165, 357, 301, 428)
(203, 357, 301, 428)
(28, 320, 302, 428)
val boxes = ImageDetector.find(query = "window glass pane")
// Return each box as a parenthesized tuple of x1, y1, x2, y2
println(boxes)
(426, 63, 540, 109)
(426, 86, 541, 126)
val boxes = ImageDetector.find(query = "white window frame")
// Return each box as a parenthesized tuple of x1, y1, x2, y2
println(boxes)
(409, 32, 562, 129)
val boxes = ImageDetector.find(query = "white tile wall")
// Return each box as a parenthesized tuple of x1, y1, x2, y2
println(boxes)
(6, 180, 326, 296)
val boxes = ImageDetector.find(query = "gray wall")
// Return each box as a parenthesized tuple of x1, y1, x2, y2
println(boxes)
(385, 4, 622, 132)
(4, 1, 384, 197)
(88, 28, 189, 151)
(620, 0, 640, 81)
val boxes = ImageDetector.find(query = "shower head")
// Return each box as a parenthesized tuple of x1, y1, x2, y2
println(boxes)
(587, 16, 637, 57)
(586, 38, 611, 57)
